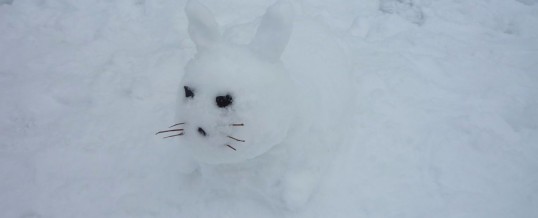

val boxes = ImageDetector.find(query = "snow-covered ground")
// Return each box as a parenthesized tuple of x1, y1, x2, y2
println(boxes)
(1, 0, 537, 217)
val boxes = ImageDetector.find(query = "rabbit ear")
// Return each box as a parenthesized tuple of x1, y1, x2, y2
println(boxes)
(250, 0, 294, 61)
(185, 0, 220, 50)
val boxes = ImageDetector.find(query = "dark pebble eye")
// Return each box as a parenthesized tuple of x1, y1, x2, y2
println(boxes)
(216, 94, 232, 108)
(184, 86, 194, 98)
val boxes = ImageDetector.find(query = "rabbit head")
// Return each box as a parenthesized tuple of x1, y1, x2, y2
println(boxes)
(173, 0, 295, 164)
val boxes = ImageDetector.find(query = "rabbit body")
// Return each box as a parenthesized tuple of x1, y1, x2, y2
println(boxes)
(176, 0, 352, 209)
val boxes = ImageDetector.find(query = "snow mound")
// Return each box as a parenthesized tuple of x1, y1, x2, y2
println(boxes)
(1, 0, 537, 217)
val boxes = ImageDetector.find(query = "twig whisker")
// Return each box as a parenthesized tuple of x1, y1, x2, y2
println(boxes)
(225, 144, 237, 151)
(169, 122, 185, 128)
(227, 136, 245, 142)
(163, 133, 184, 139)
(156, 129, 184, 135)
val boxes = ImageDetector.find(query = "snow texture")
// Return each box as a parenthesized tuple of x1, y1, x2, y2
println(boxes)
(1, 0, 537, 217)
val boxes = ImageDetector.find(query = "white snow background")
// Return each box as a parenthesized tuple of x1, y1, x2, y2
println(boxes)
(1, 0, 538, 217)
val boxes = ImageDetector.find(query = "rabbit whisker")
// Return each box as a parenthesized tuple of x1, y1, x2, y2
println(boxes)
(156, 129, 184, 135)
(225, 144, 237, 151)
(227, 136, 245, 142)
(163, 133, 184, 139)
(169, 122, 185, 128)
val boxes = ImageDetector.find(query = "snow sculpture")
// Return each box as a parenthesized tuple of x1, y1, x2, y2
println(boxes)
(173, 0, 295, 164)
(157, 0, 352, 209)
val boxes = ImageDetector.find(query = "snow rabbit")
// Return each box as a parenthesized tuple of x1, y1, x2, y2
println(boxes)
(158, 0, 352, 209)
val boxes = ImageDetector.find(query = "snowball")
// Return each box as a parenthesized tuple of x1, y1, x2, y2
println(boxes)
(177, 44, 295, 164)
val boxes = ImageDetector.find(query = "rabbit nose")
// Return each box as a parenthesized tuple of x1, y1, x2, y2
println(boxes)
(197, 127, 207, 137)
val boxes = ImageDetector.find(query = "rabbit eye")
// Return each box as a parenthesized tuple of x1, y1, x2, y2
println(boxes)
(216, 94, 232, 108)
(184, 86, 194, 98)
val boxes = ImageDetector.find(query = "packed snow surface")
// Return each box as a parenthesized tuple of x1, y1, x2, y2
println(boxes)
(1, 0, 538, 217)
